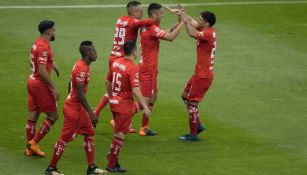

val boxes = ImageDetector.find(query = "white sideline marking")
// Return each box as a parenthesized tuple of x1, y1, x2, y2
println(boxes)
(0, 1, 307, 9)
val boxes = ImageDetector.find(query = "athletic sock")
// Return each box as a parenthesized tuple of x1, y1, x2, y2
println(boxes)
(26, 119, 36, 142)
(187, 104, 200, 136)
(142, 104, 153, 128)
(33, 118, 54, 143)
(107, 137, 123, 167)
(94, 93, 109, 117)
(84, 136, 95, 166)
(49, 140, 66, 168)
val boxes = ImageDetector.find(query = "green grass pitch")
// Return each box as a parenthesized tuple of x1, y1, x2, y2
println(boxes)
(0, 0, 307, 174)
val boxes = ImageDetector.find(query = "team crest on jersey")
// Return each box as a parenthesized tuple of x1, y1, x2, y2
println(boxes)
(42, 51, 48, 57)
(39, 57, 47, 62)
(135, 72, 139, 79)
(117, 19, 128, 27)
(80, 72, 85, 78)
(154, 28, 161, 33)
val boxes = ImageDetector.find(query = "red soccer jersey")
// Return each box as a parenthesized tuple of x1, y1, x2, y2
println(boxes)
(106, 57, 140, 115)
(194, 27, 217, 78)
(66, 60, 90, 111)
(29, 37, 53, 81)
(139, 24, 166, 70)
(110, 16, 156, 57)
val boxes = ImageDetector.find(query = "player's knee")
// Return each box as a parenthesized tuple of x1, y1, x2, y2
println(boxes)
(114, 132, 125, 140)
(46, 112, 59, 122)
(60, 133, 77, 143)
(28, 111, 40, 121)
(187, 100, 198, 106)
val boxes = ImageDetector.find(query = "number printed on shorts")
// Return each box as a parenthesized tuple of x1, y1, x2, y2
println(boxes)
(112, 72, 122, 92)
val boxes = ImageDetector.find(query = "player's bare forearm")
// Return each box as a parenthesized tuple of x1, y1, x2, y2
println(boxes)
(186, 15, 199, 28)
(166, 21, 179, 33)
(163, 21, 184, 41)
(185, 20, 197, 38)
(105, 80, 112, 96)
(132, 87, 150, 112)
(38, 64, 59, 100)
(38, 64, 56, 90)
(52, 61, 60, 77)
(76, 83, 94, 116)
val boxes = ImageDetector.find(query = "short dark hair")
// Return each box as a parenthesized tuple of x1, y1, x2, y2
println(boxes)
(79, 40, 93, 57)
(124, 40, 136, 56)
(126, 1, 141, 8)
(200, 11, 216, 26)
(38, 20, 55, 34)
(148, 3, 162, 17)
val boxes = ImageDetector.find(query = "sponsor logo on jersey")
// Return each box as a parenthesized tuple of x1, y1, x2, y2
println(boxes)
(42, 51, 48, 57)
(113, 61, 126, 71)
(117, 18, 128, 27)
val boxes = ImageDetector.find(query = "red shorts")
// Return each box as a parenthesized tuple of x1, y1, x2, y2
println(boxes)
(60, 103, 95, 142)
(139, 69, 158, 97)
(27, 78, 57, 112)
(184, 75, 213, 102)
(112, 112, 132, 134)
(109, 55, 119, 68)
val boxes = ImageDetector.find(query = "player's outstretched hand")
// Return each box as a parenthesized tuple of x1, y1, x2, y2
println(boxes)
(164, 5, 180, 14)
(181, 12, 188, 23)
(177, 4, 184, 12)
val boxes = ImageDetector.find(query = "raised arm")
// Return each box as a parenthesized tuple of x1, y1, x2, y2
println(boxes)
(186, 15, 200, 28)
(134, 19, 156, 28)
(182, 13, 198, 38)
(162, 21, 184, 41)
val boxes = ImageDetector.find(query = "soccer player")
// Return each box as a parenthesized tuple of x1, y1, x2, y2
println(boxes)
(179, 11, 217, 141)
(138, 3, 184, 136)
(95, 1, 156, 129)
(105, 40, 151, 172)
(25, 20, 60, 157)
(45, 41, 107, 175)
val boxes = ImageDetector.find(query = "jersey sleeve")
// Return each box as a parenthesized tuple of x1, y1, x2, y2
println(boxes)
(151, 25, 166, 39)
(134, 19, 156, 28)
(195, 30, 212, 41)
(36, 46, 49, 65)
(129, 66, 140, 88)
(74, 66, 88, 84)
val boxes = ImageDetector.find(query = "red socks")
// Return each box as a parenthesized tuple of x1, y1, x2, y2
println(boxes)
(107, 137, 123, 167)
(84, 136, 95, 166)
(33, 118, 54, 143)
(95, 94, 109, 117)
(187, 104, 200, 136)
(49, 136, 95, 168)
(49, 140, 66, 168)
(26, 119, 36, 141)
